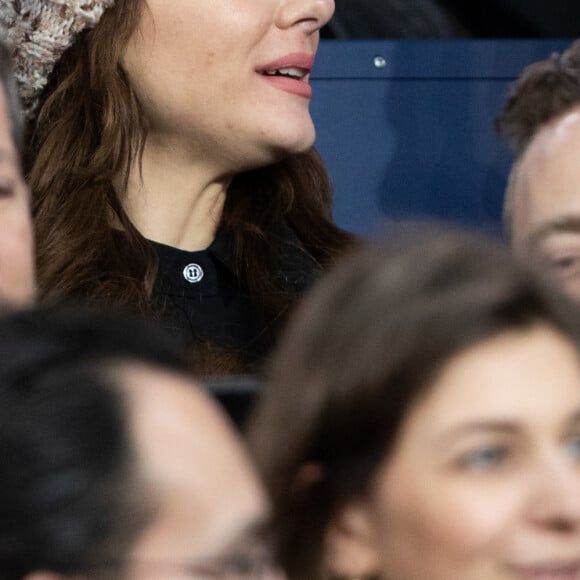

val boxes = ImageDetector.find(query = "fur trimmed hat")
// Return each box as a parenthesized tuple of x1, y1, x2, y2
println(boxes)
(0, 0, 115, 117)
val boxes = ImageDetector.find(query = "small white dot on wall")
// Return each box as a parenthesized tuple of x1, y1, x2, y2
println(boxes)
(373, 55, 387, 68)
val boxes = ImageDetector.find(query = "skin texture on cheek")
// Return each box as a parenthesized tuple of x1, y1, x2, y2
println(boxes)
(371, 461, 519, 580)
(0, 90, 35, 307)
(0, 216, 35, 306)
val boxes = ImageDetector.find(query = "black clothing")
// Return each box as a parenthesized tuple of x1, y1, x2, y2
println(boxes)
(152, 223, 319, 369)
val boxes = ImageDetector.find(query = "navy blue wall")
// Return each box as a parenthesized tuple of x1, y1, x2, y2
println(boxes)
(310, 40, 572, 236)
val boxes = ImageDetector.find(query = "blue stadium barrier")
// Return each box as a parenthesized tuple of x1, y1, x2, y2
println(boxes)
(310, 39, 573, 237)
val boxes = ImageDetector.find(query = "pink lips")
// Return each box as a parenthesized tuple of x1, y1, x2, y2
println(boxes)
(256, 53, 315, 99)
(509, 561, 580, 580)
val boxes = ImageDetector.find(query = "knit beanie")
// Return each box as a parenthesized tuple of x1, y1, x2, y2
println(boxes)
(0, 0, 115, 117)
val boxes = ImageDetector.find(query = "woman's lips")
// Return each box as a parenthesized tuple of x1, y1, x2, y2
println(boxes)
(258, 74, 312, 98)
(509, 561, 580, 580)
(256, 52, 315, 98)
(257, 53, 315, 74)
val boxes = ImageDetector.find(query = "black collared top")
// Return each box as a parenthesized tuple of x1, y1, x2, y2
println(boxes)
(151, 223, 320, 369)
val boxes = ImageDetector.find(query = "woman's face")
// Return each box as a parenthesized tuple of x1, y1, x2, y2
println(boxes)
(0, 86, 34, 307)
(122, 0, 334, 172)
(350, 325, 580, 580)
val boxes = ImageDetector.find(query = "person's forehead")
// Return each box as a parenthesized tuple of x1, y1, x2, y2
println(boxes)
(121, 364, 243, 460)
(404, 326, 580, 438)
(512, 109, 580, 243)
(120, 364, 268, 558)
(120, 363, 263, 499)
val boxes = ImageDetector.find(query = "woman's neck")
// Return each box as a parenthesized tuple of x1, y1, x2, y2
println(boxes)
(120, 138, 231, 252)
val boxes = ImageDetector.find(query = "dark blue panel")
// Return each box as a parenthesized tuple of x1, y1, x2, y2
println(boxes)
(310, 40, 573, 236)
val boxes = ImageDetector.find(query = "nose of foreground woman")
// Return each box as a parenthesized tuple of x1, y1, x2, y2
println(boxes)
(275, 0, 336, 34)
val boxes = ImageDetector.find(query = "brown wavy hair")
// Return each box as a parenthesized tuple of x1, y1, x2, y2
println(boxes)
(25, 0, 354, 322)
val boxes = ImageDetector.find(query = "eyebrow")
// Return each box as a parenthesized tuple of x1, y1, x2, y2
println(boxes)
(437, 410, 580, 447)
(529, 215, 580, 250)
(435, 419, 520, 448)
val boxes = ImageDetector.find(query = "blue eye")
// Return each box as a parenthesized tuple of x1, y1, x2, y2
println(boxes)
(459, 447, 508, 471)
(565, 435, 580, 461)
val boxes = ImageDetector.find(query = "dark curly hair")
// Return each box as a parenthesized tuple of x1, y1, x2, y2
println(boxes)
(496, 39, 580, 156)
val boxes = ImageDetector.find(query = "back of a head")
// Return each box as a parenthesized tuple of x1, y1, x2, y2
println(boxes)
(0, 305, 189, 579)
(248, 225, 580, 579)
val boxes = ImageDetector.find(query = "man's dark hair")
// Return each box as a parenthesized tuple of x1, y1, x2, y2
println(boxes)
(0, 305, 190, 579)
(0, 40, 23, 152)
(497, 39, 580, 156)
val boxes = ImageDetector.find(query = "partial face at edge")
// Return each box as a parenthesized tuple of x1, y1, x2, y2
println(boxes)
(122, 364, 282, 579)
(0, 85, 35, 307)
(122, 0, 335, 173)
(511, 108, 580, 303)
(329, 325, 580, 580)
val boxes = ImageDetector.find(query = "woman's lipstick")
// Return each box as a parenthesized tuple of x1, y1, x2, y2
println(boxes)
(509, 561, 580, 580)
(257, 53, 315, 98)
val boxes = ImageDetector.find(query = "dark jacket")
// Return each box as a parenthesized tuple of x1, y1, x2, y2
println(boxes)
(152, 222, 320, 373)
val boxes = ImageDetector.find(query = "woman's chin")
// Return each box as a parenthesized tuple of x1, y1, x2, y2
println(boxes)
(236, 139, 315, 172)
(260, 121, 316, 158)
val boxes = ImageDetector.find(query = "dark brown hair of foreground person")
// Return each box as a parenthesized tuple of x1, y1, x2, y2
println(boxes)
(25, 0, 352, 317)
(247, 226, 580, 580)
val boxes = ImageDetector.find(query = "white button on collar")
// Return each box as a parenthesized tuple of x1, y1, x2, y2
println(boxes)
(183, 263, 204, 284)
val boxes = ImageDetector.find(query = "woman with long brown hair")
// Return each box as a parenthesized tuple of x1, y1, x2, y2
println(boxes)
(0, 0, 352, 373)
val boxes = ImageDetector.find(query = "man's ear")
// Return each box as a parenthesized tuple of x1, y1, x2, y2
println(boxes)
(323, 499, 381, 579)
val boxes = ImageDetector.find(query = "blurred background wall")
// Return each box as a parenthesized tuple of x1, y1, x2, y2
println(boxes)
(322, 1, 580, 39)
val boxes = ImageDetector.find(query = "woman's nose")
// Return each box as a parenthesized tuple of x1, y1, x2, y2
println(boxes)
(526, 455, 580, 533)
(276, 0, 335, 35)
